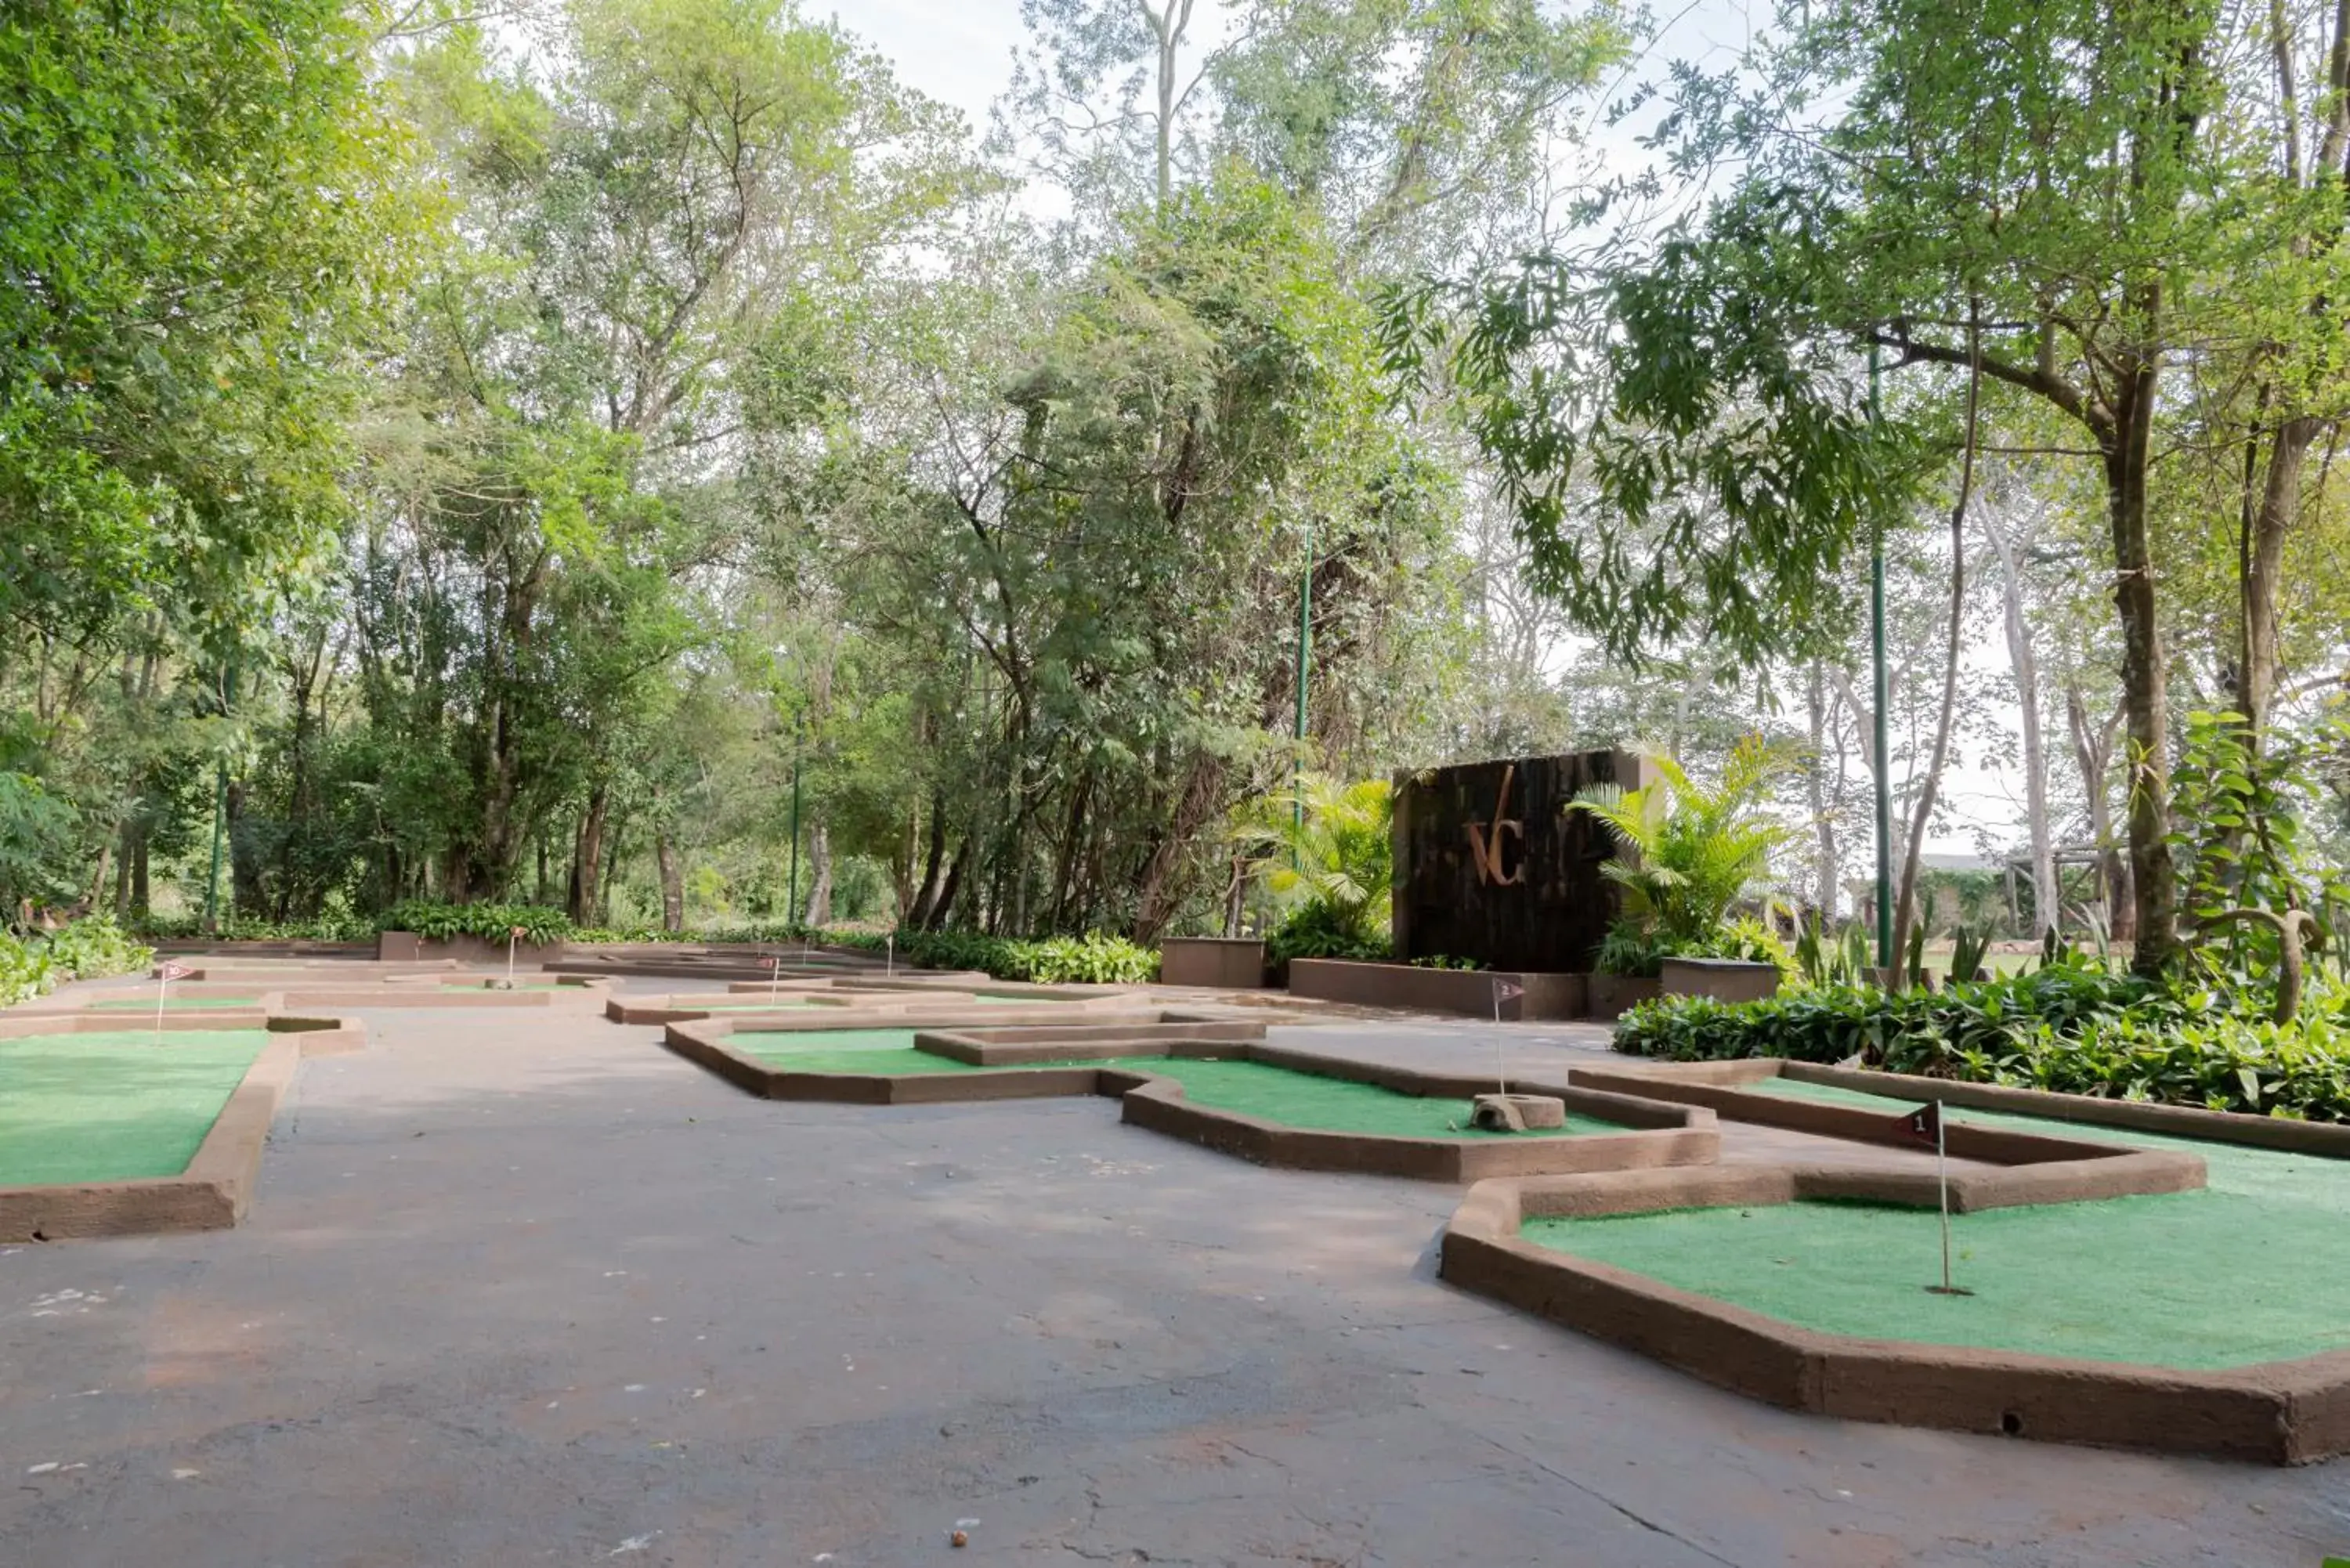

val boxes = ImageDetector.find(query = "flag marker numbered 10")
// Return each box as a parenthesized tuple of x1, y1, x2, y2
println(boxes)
(154, 959, 193, 1040)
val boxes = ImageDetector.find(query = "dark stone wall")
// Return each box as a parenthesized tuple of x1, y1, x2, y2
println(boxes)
(1390, 749, 1647, 974)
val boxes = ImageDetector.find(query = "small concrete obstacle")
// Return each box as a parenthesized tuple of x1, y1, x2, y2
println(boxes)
(1470, 1093, 1567, 1133)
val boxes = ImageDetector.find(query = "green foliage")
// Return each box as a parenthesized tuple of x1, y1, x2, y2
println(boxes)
(1409, 953, 1486, 971)
(378, 901, 572, 945)
(830, 927, 1159, 985)
(1235, 774, 1396, 954)
(0, 0, 418, 640)
(2174, 708, 2350, 981)
(1264, 900, 1394, 967)
(1594, 912, 1792, 979)
(1569, 736, 1796, 948)
(1949, 923, 1993, 985)
(1616, 961, 2350, 1121)
(0, 916, 154, 1008)
(1795, 915, 1872, 988)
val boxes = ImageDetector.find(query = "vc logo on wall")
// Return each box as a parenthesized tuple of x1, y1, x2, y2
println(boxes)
(1465, 762, 1525, 887)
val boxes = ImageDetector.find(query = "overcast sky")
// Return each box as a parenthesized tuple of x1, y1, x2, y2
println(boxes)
(826, 0, 2021, 861)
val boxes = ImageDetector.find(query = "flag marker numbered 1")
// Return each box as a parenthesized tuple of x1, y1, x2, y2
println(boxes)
(1897, 1100, 1969, 1295)
(154, 959, 193, 1041)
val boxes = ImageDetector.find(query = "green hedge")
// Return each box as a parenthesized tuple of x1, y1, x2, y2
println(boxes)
(1, 916, 154, 1008)
(830, 928, 1160, 985)
(129, 901, 1160, 985)
(1614, 960, 2350, 1121)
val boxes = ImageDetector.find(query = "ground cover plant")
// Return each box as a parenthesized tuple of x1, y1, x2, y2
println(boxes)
(1530, 1078, 2350, 1368)
(1616, 953, 2350, 1120)
(0, 916, 154, 1009)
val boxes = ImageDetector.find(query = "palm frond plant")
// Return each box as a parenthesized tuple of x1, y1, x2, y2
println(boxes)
(1231, 774, 1396, 962)
(1568, 736, 1798, 974)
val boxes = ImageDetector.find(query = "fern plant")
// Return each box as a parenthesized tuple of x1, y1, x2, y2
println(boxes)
(1567, 736, 1796, 947)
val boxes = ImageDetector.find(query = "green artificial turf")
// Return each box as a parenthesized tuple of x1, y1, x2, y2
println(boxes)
(0, 1031, 273, 1184)
(1114, 1057, 1618, 1140)
(1526, 1071, 2350, 1369)
(696, 999, 830, 1010)
(89, 995, 260, 1010)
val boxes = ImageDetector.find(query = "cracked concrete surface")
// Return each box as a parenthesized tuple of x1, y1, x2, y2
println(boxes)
(2, 988, 2346, 1566)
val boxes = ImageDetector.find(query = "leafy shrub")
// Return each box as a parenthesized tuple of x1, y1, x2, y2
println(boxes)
(1615, 958, 2350, 1120)
(135, 912, 379, 943)
(379, 901, 573, 945)
(1569, 736, 1795, 945)
(1593, 913, 1792, 978)
(1264, 900, 1392, 966)
(1410, 953, 1485, 970)
(826, 927, 1159, 985)
(0, 916, 154, 1007)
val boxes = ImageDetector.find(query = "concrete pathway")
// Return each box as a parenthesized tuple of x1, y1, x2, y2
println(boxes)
(0, 990, 2343, 1566)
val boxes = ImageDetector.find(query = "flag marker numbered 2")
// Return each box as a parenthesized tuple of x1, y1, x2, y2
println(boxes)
(154, 959, 193, 1041)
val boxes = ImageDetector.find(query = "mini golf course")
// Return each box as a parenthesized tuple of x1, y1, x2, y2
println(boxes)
(0, 1030, 273, 1185)
(725, 1029, 1626, 1136)
(87, 995, 262, 1010)
(1517, 1074, 2350, 1368)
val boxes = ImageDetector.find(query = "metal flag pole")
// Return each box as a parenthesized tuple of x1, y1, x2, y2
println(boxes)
(1869, 340, 1894, 974)
(155, 965, 169, 1044)
(506, 925, 522, 989)
(885, 934, 894, 977)
(1491, 977, 1505, 1093)
(1936, 1101, 1953, 1293)
(766, 952, 781, 1006)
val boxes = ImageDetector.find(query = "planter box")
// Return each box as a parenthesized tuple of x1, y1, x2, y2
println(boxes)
(1286, 958, 1586, 1021)
(378, 930, 566, 967)
(1658, 957, 1781, 1006)
(1158, 938, 1267, 989)
(1585, 974, 1662, 1021)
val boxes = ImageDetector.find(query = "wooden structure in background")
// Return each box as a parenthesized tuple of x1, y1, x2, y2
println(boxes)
(1391, 749, 1648, 974)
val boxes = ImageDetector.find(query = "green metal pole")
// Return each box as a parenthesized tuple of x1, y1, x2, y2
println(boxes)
(786, 720, 803, 923)
(1292, 523, 1313, 869)
(1869, 341, 1894, 970)
(202, 661, 233, 934)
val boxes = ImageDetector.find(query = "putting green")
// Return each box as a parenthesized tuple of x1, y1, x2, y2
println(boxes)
(89, 995, 259, 1010)
(1120, 1057, 1618, 1140)
(693, 999, 831, 1010)
(721, 1036, 1618, 1137)
(1526, 1074, 2350, 1368)
(0, 1031, 273, 1185)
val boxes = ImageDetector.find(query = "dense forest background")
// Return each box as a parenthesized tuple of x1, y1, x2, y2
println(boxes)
(5, 0, 2347, 950)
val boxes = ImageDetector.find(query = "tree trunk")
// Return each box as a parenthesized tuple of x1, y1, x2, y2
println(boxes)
(1891, 315, 1981, 979)
(2104, 367, 2181, 974)
(906, 793, 949, 928)
(927, 835, 971, 932)
(801, 822, 832, 927)
(2066, 681, 2134, 941)
(1983, 504, 2058, 938)
(2240, 414, 2321, 739)
(1805, 662, 1840, 920)
(569, 785, 609, 925)
(656, 833, 684, 933)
